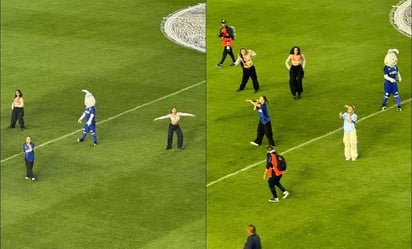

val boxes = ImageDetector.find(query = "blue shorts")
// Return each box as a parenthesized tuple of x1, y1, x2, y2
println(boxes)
(83, 123, 96, 133)
(384, 82, 399, 96)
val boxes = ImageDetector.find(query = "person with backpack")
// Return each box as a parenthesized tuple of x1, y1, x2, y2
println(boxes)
(263, 145, 289, 202)
(216, 19, 236, 68)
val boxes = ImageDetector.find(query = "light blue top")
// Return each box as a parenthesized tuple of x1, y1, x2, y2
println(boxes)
(342, 113, 357, 132)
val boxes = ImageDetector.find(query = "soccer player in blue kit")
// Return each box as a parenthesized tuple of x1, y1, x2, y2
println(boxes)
(77, 90, 97, 145)
(381, 49, 402, 111)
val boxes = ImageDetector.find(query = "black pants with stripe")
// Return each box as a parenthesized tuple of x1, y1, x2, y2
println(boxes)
(239, 66, 260, 91)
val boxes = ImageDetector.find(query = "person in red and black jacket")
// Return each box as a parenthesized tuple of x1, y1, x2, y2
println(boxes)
(263, 145, 289, 203)
(216, 19, 236, 68)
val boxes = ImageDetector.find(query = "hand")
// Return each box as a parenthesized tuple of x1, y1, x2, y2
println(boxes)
(86, 121, 91, 126)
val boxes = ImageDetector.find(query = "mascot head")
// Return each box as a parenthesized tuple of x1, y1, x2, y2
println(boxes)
(81, 89, 96, 107)
(384, 48, 399, 67)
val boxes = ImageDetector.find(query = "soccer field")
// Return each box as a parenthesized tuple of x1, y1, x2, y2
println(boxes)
(206, 0, 411, 248)
(1, 0, 205, 248)
(1, 0, 411, 248)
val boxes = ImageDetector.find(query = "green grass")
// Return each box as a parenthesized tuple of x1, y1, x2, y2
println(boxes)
(207, 0, 411, 248)
(1, 0, 205, 248)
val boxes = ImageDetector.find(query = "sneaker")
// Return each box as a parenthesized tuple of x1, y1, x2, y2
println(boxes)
(254, 89, 259, 93)
(345, 157, 351, 161)
(230, 62, 236, 66)
(216, 63, 222, 68)
(352, 158, 357, 161)
(250, 141, 259, 146)
(381, 106, 387, 110)
(77, 138, 84, 142)
(166, 146, 172, 150)
(268, 198, 279, 203)
(283, 191, 289, 199)
(397, 107, 402, 112)
(31, 177, 36, 181)
(25, 177, 30, 180)
(178, 146, 185, 150)
(92, 142, 97, 146)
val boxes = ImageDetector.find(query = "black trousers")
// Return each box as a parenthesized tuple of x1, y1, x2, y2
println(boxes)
(10, 107, 25, 128)
(254, 121, 275, 146)
(239, 66, 260, 91)
(219, 46, 235, 64)
(25, 158, 35, 178)
(268, 175, 286, 198)
(167, 124, 183, 148)
(289, 65, 304, 96)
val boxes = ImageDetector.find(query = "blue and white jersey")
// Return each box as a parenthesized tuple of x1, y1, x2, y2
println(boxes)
(23, 143, 35, 162)
(384, 66, 398, 84)
(84, 106, 96, 124)
(342, 113, 357, 133)
(258, 103, 271, 125)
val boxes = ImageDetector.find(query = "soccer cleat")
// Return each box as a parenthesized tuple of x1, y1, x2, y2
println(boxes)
(230, 62, 236, 66)
(77, 138, 84, 142)
(178, 146, 185, 150)
(216, 63, 222, 68)
(397, 107, 402, 112)
(283, 191, 289, 199)
(345, 157, 351, 161)
(250, 141, 259, 146)
(268, 198, 279, 203)
(25, 177, 30, 180)
(381, 106, 387, 110)
(31, 177, 36, 181)
(166, 146, 172, 150)
(92, 142, 97, 146)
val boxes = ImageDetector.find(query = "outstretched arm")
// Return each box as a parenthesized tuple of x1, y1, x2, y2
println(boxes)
(177, 112, 195, 117)
(154, 114, 170, 121)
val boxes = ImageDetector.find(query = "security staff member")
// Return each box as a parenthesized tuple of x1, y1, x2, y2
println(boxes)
(216, 19, 236, 68)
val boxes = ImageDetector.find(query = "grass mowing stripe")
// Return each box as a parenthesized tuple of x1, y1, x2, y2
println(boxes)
(206, 98, 411, 188)
(0, 80, 205, 164)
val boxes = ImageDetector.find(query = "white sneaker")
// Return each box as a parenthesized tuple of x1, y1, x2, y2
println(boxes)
(250, 141, 259, 146)
(31, 177, 36, 181)
(268, 198, 279, 202)
(382, 106, 387, 110)
(25, 177, 30, 180)
(283, 191, 290, 199)
(345, 157, 351, 161)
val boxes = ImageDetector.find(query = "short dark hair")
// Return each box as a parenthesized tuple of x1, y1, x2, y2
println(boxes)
(248, 224, 256, 233)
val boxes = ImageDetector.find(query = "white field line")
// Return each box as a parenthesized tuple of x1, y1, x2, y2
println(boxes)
(207, 98, 411, 188)
(1, 80, 206, 164)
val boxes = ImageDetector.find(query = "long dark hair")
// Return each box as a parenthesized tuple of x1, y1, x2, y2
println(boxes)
(289, 46, 301, 55)
(15, 89, 23, 98)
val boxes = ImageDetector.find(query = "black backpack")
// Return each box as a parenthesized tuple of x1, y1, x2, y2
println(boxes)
(272, 153, 287, 171)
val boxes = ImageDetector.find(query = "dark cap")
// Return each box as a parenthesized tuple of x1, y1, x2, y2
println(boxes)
(221, 19, 227, 24)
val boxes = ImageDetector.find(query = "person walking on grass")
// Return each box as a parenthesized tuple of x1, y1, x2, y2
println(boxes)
(23, 136, 36, 181)
(8, 89, 26, 130)
(216, 19, 236, 68)
(339, 105, 358, 161)
(236, 48, 260, 93)
(246, 96, 275, 146)
(263, 145, 289, 202)
(285, 46, 306, 99)
(241, 224, 262, 249)
(77, 90, 97, 146)
(154, 107, 195, 150)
